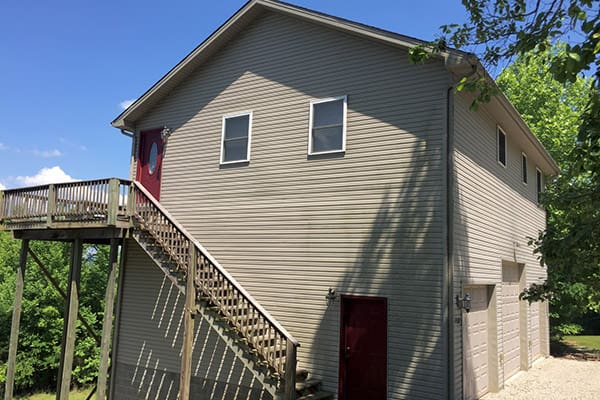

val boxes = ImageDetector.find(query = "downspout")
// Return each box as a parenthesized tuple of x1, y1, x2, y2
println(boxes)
(446, 60, 478, 400)
(120, 128, 138, 182)
(445, 83, 455, 400)
(120, 129, 134, 138)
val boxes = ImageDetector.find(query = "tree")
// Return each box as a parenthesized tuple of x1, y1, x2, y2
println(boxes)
(496, 46, 597, 336)
(496, 45, 591, 167)
(409, 0, 599, 336)
(410, 1, 599, 83)
(0, 231, 110, 393)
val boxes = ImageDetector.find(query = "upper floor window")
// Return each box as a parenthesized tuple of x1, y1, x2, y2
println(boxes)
(536, 168, 543, 204)
(521, 153, 528, 184)
(221, 112, 252, 164)
(497, 126, 507, 167)
(308, 96, 347, 155)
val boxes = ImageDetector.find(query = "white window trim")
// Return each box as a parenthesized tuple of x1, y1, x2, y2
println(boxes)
(308, 95, 347, 156)
(521, 152, 528, 185)
(536, 167, 543, 205)
(220, 111, 252, 164)
(497, 125, 507, 168)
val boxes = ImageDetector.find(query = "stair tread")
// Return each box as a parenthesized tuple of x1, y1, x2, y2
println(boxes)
(296, 377, 321, 391)
(297, 391, 334, 400)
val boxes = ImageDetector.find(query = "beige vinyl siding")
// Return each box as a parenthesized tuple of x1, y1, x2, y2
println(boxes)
(112, 240, 270, 400)
(132, 10, 450, 399)
(452, 91, 548, 398)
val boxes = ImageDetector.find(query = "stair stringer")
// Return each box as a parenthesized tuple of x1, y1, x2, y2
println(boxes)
(131, 229, 283, 398)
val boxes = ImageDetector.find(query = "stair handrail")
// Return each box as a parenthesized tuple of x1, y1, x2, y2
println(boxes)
(130, 181, 299, 383)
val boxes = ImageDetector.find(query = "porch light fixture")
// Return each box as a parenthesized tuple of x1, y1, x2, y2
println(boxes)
(325, 288, 338, 305)
(455, 293, 472, 313)
(161, 126, 172, 142)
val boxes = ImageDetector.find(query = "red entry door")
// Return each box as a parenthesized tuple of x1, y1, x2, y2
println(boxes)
(137, 129, 164, 200)
(339, 296, 387, 400)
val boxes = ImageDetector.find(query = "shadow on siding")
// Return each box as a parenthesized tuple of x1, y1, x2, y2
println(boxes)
(310, 138, 447, 399)
(112, 244, 271, 400)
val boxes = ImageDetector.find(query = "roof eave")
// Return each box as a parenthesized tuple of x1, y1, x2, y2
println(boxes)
(110, 0, 471, 131)
(472, 64, 560, 176)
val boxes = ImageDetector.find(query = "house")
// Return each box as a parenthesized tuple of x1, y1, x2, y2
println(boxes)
(0, 1, 559, 399)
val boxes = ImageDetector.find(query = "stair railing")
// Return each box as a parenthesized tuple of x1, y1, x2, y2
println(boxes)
(130, 181, 298, 395)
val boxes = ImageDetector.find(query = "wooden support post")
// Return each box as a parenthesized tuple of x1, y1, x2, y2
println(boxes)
(284, 341, 297, 400)
(107, 179, 120, 226)
(108, 240, 128, 400)
(96, 238, 119, 400)
(0, 189, 4, 222)
(56, 239, 83, 400)
(47, 184, 56, 228)
(4, 239, 29, 400)
(179, 246, 197, 400)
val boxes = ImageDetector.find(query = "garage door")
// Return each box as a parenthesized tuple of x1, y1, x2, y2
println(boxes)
(502, 264, 521, 380)
(530, 302, 541, 360)
(464, 286, 489, 400)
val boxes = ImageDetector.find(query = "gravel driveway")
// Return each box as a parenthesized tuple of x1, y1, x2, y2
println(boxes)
(482, 357, 600, 400)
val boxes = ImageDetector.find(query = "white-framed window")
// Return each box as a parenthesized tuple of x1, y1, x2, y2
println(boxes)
(521, 152, 528, 184)
(536, 168, 543, 205)
(221, 111, 252, 164)
(497, 126, 507, 167)
(308, 96, 347, 155)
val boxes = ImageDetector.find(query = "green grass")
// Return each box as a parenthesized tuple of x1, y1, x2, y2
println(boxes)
(563, 335, 600, 351)
(15, 388, 91, 400)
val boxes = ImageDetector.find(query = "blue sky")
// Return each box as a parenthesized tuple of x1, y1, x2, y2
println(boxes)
(0, 0, 468, 189)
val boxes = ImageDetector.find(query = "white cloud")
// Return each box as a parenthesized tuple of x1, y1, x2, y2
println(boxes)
(32, 149, 63, 158)
(16, 166, 77, 186)
(119, 99, 136, 110)
(0, 182, 5, 190)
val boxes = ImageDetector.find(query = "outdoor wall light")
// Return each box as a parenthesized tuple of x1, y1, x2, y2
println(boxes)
(456, 293, 472, 313)
(161, 126, 172, 142)
(325, 288, 338, 305)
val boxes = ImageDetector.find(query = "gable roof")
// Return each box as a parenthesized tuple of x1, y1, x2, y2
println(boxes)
(111, 0, 473, 131)
(111, 0, 559, 175)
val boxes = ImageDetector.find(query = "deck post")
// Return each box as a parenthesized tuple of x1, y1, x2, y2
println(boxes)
(179, 246, 197, 400)
(107, 179, 120, 226)
(96, 238, 119, 400)
(47, 184, 56, 227)
(4, 239, 29, 400)
(0, 189, 4, 221)
(127, 183, 135, 218)
(284, 341, 297, 400)
(56, 238, 83, 400)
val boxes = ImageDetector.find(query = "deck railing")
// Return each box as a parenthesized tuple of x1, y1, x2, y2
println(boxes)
(0, 178, 130, 229)
(130, 181, 298, 388)
(0, 178, 298, 394)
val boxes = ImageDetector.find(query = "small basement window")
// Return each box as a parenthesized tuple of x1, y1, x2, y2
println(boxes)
(497, 126, 507, 167)
(536, 168, 543, 205)
(309, 96, 347, 155)
(221, 112, 252, 164)
(521, 153, 528, 184)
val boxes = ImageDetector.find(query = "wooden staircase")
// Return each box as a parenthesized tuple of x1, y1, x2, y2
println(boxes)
(129, 182, 333, 400)
(0, 179, 333, 399)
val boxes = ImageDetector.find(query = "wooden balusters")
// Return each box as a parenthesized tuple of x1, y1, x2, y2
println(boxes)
(0, 179, 131, 229)
(130, 181, 298, 381)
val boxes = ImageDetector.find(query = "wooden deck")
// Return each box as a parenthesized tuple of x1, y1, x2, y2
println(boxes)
(0, 178, 131, 242)
(1, 178, 300, 399)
